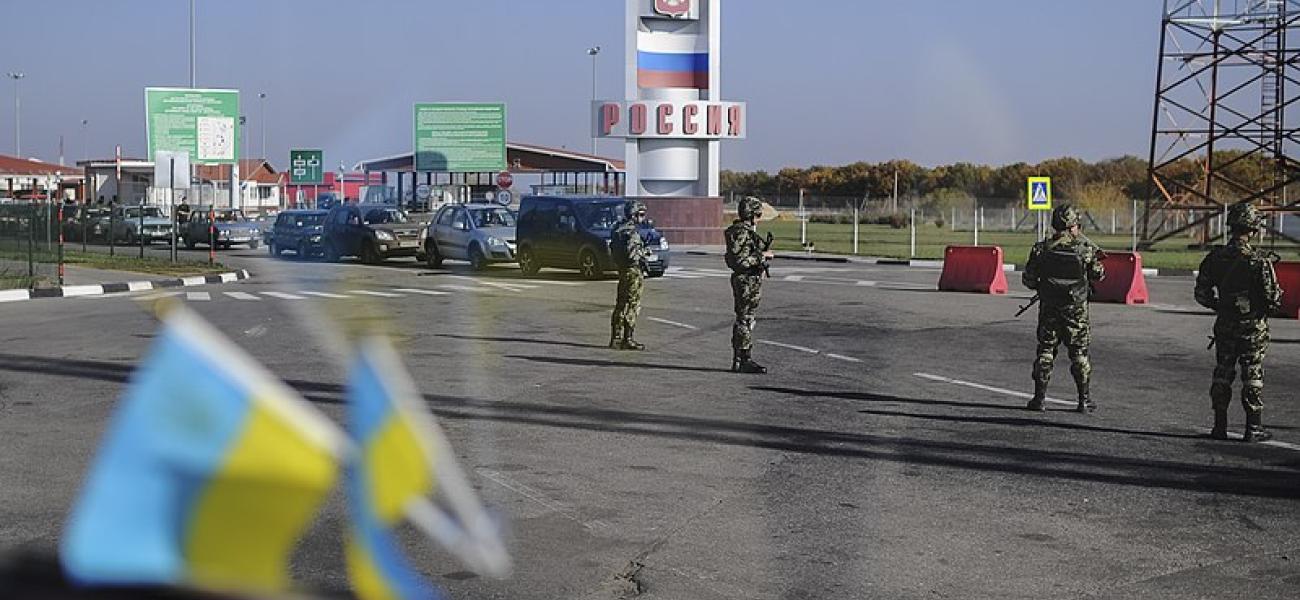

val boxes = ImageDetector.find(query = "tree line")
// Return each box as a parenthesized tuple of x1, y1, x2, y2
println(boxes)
(721, 152, 1279, 214)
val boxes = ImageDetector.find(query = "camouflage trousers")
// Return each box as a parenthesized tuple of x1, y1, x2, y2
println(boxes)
(731, 273, 763, 352)
(1210, 317, 1270, 414)
(1033, 302, 1092, 393)
(611, 268, 644, 340)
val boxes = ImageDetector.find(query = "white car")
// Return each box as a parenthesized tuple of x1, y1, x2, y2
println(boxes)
(418, 204, 517, 270)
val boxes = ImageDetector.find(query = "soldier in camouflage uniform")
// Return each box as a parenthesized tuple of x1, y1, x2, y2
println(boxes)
(725, 197, 774, 374)
(1023, 205, 1106, 413)
(1195, 203, 1283, 442)
(609, 200, 650, 351)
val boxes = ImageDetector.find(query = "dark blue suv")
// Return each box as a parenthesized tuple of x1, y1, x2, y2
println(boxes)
(268, 209, 329, 259)
(515, 196, 669, 279)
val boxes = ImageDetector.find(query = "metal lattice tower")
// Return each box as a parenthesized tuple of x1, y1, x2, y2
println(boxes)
(1143, 0, 1300, 247)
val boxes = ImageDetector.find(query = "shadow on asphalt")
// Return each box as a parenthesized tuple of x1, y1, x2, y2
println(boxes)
(504, 354, 733, 373)
(432, 333, 609, 351)
(852, 407, 1204, 441)
(752, 386, 1025, 412)
(4, 352, 1300, 500)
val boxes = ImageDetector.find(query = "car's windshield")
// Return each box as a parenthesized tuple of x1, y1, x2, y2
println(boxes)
(574, 202, 623, 230)
(292, 214, 325, 227)
(364, 209, 409, 225)
(469, 208, 516, 229)
(214, 211, 247, 223)
(122, 207, 162, 220)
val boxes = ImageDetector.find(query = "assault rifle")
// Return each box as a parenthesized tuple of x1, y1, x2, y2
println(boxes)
(760, 231, 775, 278)
(1015, 294, 1040, 318)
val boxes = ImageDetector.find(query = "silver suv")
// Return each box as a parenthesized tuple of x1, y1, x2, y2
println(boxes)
(418, 203, 517, 270)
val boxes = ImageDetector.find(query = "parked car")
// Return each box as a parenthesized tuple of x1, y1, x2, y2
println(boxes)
(110, 205, 175, 245)
(417, 203, 517, 270)
(515, 196, 669, 279)
(268, 209, 329, 259)
(322, 204, 422, 263)
(181, 208, 261, 249)
(61, 206, 111, 242)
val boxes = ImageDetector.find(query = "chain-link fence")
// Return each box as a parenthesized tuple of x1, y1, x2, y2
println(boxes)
(0, 203, 67, 290)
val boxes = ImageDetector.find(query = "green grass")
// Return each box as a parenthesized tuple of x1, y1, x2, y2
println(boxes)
(758, 221, 1300, 271)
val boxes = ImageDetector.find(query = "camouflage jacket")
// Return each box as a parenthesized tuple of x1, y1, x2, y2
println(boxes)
(725, 221, 765, 276)
(1023, 232, 1105, 306)
(1194, 238, 1282, 319)
(610, 218, 649, 270)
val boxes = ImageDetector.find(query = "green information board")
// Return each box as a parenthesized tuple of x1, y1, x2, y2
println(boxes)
(414, 103, 507, 172)
(290, 149, 325, 184)
(145, 88, 241, 165)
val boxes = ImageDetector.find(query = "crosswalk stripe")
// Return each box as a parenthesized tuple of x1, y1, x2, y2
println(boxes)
(349, 290, 405, 298)
(186, 292, 211, 301)
(136, 291, 184, 301)
(262, 292, 306, 300)
(440, 285, 493, 293)
(393, 288, 450, 296)
(224, 292, 260, 301)
(299, 291, 352, 299)
(784, 276, 806, 282)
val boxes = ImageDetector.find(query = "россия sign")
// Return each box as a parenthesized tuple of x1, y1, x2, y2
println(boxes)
(594, 101, 746, 140)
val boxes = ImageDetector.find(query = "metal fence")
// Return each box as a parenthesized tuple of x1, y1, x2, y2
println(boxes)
(0, 203, 65, 290)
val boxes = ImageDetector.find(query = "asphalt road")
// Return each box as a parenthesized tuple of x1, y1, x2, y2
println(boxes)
(2, 247, 1299, 599)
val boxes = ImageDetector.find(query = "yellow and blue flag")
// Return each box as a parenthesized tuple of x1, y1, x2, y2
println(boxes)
(60, 306, 347, 592)
(344, 337, 510, 600)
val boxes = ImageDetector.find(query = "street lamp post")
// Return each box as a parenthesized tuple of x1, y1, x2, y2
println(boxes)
(258, 92, 267, 160)
(7, 72, 24, 156)
(189, 0, 196, 87)
(80, 119, 89, 162)
(586, 46, 600, 155)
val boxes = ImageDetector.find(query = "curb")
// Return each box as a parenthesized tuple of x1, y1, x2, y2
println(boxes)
(0, 270, 252, 304)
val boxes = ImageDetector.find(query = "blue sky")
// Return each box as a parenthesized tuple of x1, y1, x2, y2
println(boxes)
(0, 0, 1161, 171)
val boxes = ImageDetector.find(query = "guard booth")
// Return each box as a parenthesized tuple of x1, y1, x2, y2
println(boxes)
(355, 142, 625, 214)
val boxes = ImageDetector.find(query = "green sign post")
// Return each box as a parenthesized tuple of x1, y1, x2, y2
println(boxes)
(145, 88, 240, 164)
(290, 149, 325, 184)
(414, 103, 507, 172)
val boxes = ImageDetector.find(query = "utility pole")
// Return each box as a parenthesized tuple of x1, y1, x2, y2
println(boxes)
(189, 0, 196, 87)
(258, 92, 267, 160)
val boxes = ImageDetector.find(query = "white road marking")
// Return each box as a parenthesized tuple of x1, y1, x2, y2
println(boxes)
(877, 282, 935, 291)
(784, 275, 806, 282)
(856, 281, 879, 287)
(349, 290, 405, 298)
(262, 291, 306, 300)
(664, 273, 705, 279)
(516, 279, 584, 287)
(914, 372, 1074, 407)
(224, 292, 260, 301)
(299, 291, 352, 299)
(440, 285, 494, 293)
(647, 317, 698, 330)
(759, 340, 820, 354)
(135, 291, 184, 301)
(186, 292, 211, 301)
(393, 288, 450, 296)
(0, 290, 31, 302)
(477, 469, 612, 532)
(1197, 429, 1300, 452)
(447, 276, 536, 292)
(826, 353, 863, 364)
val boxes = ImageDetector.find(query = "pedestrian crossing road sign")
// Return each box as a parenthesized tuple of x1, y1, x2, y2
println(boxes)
(1027, 177, 1052, 211)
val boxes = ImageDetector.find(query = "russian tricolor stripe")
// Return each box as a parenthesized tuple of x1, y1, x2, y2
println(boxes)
(637, 31, 709, 90)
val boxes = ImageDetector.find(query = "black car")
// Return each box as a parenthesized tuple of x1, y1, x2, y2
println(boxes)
(515, 196, 669, 279)
(268, 210, 329, 259)
(322, 204, 423, 264)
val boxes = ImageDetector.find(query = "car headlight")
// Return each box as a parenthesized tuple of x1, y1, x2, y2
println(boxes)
(486, 236, 507, 248)
(250, 227, 259, 234)
(375, 230, 395, 241)
(659, 238, 670, 251)
(310, 235, 322, 243)
(218, 230, 230, 238)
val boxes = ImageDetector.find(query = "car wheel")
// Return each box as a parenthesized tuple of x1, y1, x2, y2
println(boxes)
(469, 245, 488, 271)
(361, 241, 381, 265)
(126, 231, 137, 245)
(518, 245, 540, 275)
(249, 240, 260, 250)
(426, 241, 444, 268)
(324, 241, 341, 262)
(298, 241, 312, 261)
(578, 248, 602, 280)
(269, 242, 279, 257)
(185, 236, 196, 250)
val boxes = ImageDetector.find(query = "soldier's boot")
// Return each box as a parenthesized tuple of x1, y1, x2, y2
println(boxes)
(735, 350, 767, 375)
(1026, 381, 1047, 412)
(1243, 411, 1274, 443)
(731, 351, 742, 373)
(1209, 409, 1229, 441)
(609, 326, 623, 350)
(621, 327, 646, 351)
(1075, 381, 1096, 414)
